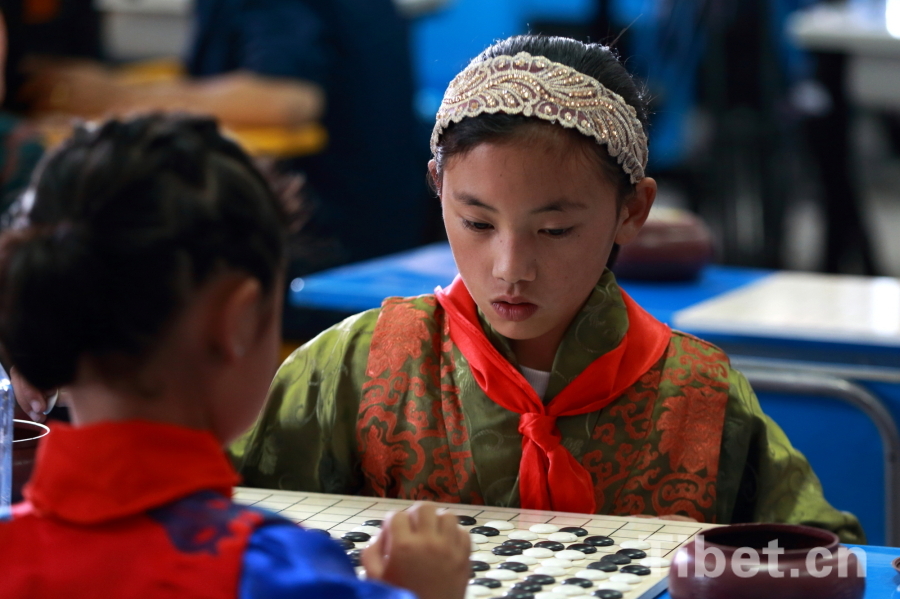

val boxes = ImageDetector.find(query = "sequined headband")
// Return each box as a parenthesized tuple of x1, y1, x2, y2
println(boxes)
(431, 52, 648, 183)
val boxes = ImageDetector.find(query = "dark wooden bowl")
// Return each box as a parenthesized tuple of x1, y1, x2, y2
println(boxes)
(13, 419, 50, 503)
(613, 207, 714, 281)
(669, 523, 865, 599)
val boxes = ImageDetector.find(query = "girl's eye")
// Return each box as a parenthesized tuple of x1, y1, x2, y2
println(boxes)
(543, 227, 573, 237)
(463, 219, 493, 232)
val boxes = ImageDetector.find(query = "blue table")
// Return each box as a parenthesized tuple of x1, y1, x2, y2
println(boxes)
(290, 242, 900, 547)
(289, 243, 770, 322)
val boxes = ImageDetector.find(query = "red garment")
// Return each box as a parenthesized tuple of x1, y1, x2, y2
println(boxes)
(435, 276, 672, 513)
(0, 420, 262, 599)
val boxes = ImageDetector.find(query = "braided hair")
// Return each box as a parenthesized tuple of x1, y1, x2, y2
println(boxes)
(0, 114, 289, 390)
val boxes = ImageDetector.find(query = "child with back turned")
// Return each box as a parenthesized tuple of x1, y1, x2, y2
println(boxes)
(0, 114, 470, 599)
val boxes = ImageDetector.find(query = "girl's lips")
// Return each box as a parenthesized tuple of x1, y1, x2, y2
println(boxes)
(492, 301, 538, 322)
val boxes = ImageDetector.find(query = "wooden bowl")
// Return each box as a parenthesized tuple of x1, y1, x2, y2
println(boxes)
(669, 523, 865, 599)
(12, 419, 50, 503)
(613, 207, 714, 281)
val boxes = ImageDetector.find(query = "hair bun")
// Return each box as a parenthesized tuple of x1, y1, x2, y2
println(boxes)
(0, 223, 97, 390)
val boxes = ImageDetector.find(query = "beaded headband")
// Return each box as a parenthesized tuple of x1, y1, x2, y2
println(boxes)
(431, 52, 649, 183)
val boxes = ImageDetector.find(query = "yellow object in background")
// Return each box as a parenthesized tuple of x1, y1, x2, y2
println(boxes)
(36, 58, 328, 159)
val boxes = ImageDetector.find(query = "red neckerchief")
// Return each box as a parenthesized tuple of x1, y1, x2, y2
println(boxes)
(435, 276, 671, 513)
(24, 420, 239, 524)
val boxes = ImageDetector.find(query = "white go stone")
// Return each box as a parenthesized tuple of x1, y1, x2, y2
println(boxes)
(484, 520, 515, 530)
(555, 550, 587, 561)
(547, 532, 578, 543)
(534, 593, 567, 599)
(540, 558, 572, 569)
(507, 530, 539, 541)
(529, 523, 560, 534)
(534, 566, 567, 577)
(609, 573, 642, 585)
(509, 555, 538, 565)
(618, 540, 651, 550)
(352, 526, 381, 535)
(485, 569, 519, 581)
(574, 569, 609, 581)
(470, 551, 502, 564)
(465, 585, 492, 597)
(469, 534, 489, 544)
(640, 556, 671, 568)
(551, 586, 587, 596)
(523, 548, 555, 558)
(594, 582, 633, 592)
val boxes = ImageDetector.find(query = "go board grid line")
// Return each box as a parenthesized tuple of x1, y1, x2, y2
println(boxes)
(234, 488, 712, 599)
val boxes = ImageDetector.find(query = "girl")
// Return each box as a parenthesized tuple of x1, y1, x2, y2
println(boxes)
(237, 35, 861, 542)
(0, 114, 470, 599)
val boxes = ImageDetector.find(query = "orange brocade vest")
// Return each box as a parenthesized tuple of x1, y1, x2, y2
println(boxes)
(357, 283, 731, 522)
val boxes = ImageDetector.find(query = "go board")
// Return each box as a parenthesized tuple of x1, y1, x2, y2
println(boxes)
(234, 487, 714, 599)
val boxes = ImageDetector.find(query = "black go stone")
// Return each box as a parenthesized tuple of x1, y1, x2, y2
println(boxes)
(592, 590, 624, 599)
(347, 549, 363, 567)
(457, 515, 477, 526)
(470, 578, 502, 589)
(470, 561, 490, 572)
(620, 564, 652, 576)
(559, 527, 589, 537)
(562, 577, 593, 588)
(306, 528, 331, 535)
(336, 539, 355, 551)
(363, 519, 383, 527)
(567, 543, 597, 554)
(470, 526, 500, 537)
(512, 581, 543, 593)
(525, 574, 557, 586)
(342, 531, 371, 543)
(492, 545, 522, 556)
(617, 548, 646, 560)
(502, 592, 534, 599)
(599, 554, 631, 565)
(534, 540, 565, 551)
(499, 561, 529, 573)
(586, 561, 618, 572)
(584, 536, 614, 547)
(502, 539, 534, 550)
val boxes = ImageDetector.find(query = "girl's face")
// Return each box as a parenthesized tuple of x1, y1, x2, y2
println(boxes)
(437, 128, 653, 351)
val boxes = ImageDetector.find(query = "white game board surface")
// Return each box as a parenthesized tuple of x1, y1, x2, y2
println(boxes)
(234, 488, 714, 599)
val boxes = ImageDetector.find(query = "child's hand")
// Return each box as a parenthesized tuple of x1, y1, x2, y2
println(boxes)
(10, 368, 58, 422)
(362, 503, 470, 599)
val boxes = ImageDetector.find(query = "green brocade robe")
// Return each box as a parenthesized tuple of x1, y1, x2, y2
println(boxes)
(232, 272, 864, 543)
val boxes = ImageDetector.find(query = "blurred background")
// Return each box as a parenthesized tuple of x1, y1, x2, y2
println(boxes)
(1, 0, 899, 297)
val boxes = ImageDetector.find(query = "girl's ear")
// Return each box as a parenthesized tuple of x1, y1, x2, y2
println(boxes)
(427, 159, 442, 198)
(614, 177, 657, 246)
(209, 276, 263, 363)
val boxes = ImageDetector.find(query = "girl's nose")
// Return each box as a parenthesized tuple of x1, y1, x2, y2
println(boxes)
(492, 234, 536, 284)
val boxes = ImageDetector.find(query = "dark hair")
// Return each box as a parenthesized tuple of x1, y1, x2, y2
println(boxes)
(431, 35, 649, 205)
(0, 114, 289, 390)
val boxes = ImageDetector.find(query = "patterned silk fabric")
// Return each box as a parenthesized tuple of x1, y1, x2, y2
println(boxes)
(233, 271, 865, 542)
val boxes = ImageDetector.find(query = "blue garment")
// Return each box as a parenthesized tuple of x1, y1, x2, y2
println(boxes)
(187, 0, 430, 263)
(241, 522, 416, 599)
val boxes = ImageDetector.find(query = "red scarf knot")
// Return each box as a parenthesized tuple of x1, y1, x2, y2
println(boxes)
(435, 275, 671, 514)
(518, 412, 560, 453)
